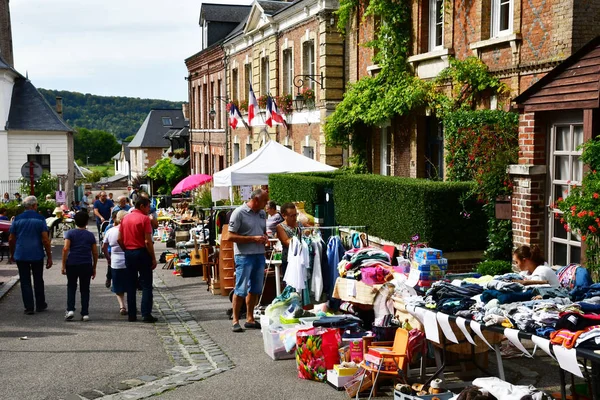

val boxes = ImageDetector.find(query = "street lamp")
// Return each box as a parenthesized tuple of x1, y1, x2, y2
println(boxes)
(293, 73, 324, 112)
(86, 156, 89, 166)
(35, 143, 40, 153)
(209, 108, 216, 122)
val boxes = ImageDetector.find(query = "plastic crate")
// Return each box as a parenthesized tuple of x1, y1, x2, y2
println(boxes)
(178, 264, 202, 277)
(394, 390, 454, 400)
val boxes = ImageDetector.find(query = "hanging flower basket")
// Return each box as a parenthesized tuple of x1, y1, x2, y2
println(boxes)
(302, 87, 316, 109)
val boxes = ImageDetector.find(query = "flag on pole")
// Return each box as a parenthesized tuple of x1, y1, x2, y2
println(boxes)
(248, 83, 259, 126)
(228, 102, 245, 129)
(265, 96, 287, 128)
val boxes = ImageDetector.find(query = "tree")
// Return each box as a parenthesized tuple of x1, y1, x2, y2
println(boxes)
(74, 127, 121, 165)
(124, 135, 135, 142)
(146, 158, 184, 195)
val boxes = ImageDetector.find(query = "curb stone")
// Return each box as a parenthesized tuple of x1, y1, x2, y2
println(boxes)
(0, 274, 19, 300)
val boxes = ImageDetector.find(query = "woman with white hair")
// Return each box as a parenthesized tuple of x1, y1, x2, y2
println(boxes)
(102, 210, 129, 315)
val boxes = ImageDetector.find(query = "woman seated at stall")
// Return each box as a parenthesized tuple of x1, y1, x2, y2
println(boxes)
(275, 202, 302, 274)
(513, 244, 560, 287)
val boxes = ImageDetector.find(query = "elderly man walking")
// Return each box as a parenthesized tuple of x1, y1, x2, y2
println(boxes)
(8, 196, 53, 314)
(118, 197, 158, 323)
(228, 188, 269, 332)
(93, 191, 114, 243)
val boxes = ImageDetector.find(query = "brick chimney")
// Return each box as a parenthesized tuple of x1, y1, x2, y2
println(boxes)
(56, 97, 63, 117)
(181, 103, 189, 120)
(0, 0, 14, 67)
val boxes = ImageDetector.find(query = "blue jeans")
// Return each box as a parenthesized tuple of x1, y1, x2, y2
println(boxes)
(66, 263, 93, 316)
(233, 254, 266, 297)
(124, 248, 153, 318)
(16, 260, 45, 311)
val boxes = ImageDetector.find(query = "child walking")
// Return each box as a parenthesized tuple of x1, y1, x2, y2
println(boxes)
(62, 211, 98, 321)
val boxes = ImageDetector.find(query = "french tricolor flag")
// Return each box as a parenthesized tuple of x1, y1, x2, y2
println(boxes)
(265, 96, 287, 128)
(228, 102, 244, 129)
(248, 83, 259, 126)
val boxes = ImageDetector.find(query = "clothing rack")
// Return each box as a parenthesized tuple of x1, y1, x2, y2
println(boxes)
(297, 225, 369, 246)
(298, 225, 367, 230)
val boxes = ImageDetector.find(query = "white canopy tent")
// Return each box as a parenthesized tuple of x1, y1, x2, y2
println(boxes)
(213, 140, 337, 187)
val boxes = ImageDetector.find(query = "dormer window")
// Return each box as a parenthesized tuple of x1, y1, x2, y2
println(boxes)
(162, 117, 173, 126)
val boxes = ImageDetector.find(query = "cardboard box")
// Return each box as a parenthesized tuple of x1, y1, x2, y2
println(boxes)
(414, 247, 443, 261)
(333, 364, 359, 377)
(342, 338, 364, 363)
(327, 369, 355, 390)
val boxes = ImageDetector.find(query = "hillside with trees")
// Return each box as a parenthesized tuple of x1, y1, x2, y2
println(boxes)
(38, 89, 183, 140)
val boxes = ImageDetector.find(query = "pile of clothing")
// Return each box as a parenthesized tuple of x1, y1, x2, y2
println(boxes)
(337, 247, 392, 283)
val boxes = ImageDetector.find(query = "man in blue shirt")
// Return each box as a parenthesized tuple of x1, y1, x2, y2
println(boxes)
(111, 196, 131, 220)
(93, 191, 114, 243)
(8, 195, 53, 314)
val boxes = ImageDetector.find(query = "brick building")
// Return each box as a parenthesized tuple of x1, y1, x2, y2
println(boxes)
(185, 3, 251, 175)
(343, 0, 600, 263)
(222, 0, 344, 167)
(186, 0, 344, 171)
(511, 36, 600, 266)
(344, 0, 600, 179)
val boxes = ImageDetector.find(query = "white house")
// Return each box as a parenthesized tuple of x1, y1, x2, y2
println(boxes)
(0, 0, 74, 202)
(112, 142, 131, 181)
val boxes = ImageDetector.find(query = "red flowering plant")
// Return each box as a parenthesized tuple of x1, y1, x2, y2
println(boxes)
(557, 138, 600, 271)
(276, 94, 294, 116)
(238, 99, 248, 113)
(257, 94, 268, 110)
(302, 87, 316, 109)
(445, 109, 519, 260)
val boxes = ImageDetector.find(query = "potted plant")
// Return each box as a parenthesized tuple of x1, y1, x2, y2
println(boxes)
(276, 94, 294, 116)
(557, 137, 600, 275)
(258, 94, 269, 110)
(302, 87, 316, 109)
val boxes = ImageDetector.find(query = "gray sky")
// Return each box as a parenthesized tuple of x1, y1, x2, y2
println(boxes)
(11, 0, 253, 102)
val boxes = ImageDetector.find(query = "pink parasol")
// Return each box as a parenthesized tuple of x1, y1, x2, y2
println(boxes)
(171, 174, 213, 195)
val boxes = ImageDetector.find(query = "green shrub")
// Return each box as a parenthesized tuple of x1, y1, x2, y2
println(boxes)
(269, 174, 335, 215)
(333, 175, 487, 252)
(2, 199, 56, 219)
(476, 260, 513, 276)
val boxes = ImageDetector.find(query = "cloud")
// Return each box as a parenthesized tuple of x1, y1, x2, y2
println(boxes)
(9, 0, 252, 101)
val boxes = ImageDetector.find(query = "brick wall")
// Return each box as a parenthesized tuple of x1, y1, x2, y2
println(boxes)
(144, 148, 165, 172)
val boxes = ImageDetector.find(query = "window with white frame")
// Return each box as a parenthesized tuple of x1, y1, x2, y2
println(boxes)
(282, 49, 293, 95)
(261, 57, 270, 95)
(429, 0, 443, 51)
(491, 0, 513, 37)
(380, 127, 392, 176)
(302, 40, 315, 90)
(548, 123, 584, 266)
(232, 68, 239, 101)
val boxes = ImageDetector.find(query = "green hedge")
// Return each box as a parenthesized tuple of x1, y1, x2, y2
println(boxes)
(334, 175, 487, 252)
(269, 174, 334, 215)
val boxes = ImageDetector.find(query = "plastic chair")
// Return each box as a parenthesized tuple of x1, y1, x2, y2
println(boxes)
(357, 328, 409, 399)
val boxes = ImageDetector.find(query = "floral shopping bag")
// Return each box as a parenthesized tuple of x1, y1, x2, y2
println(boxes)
(295, 327, 341, 382)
